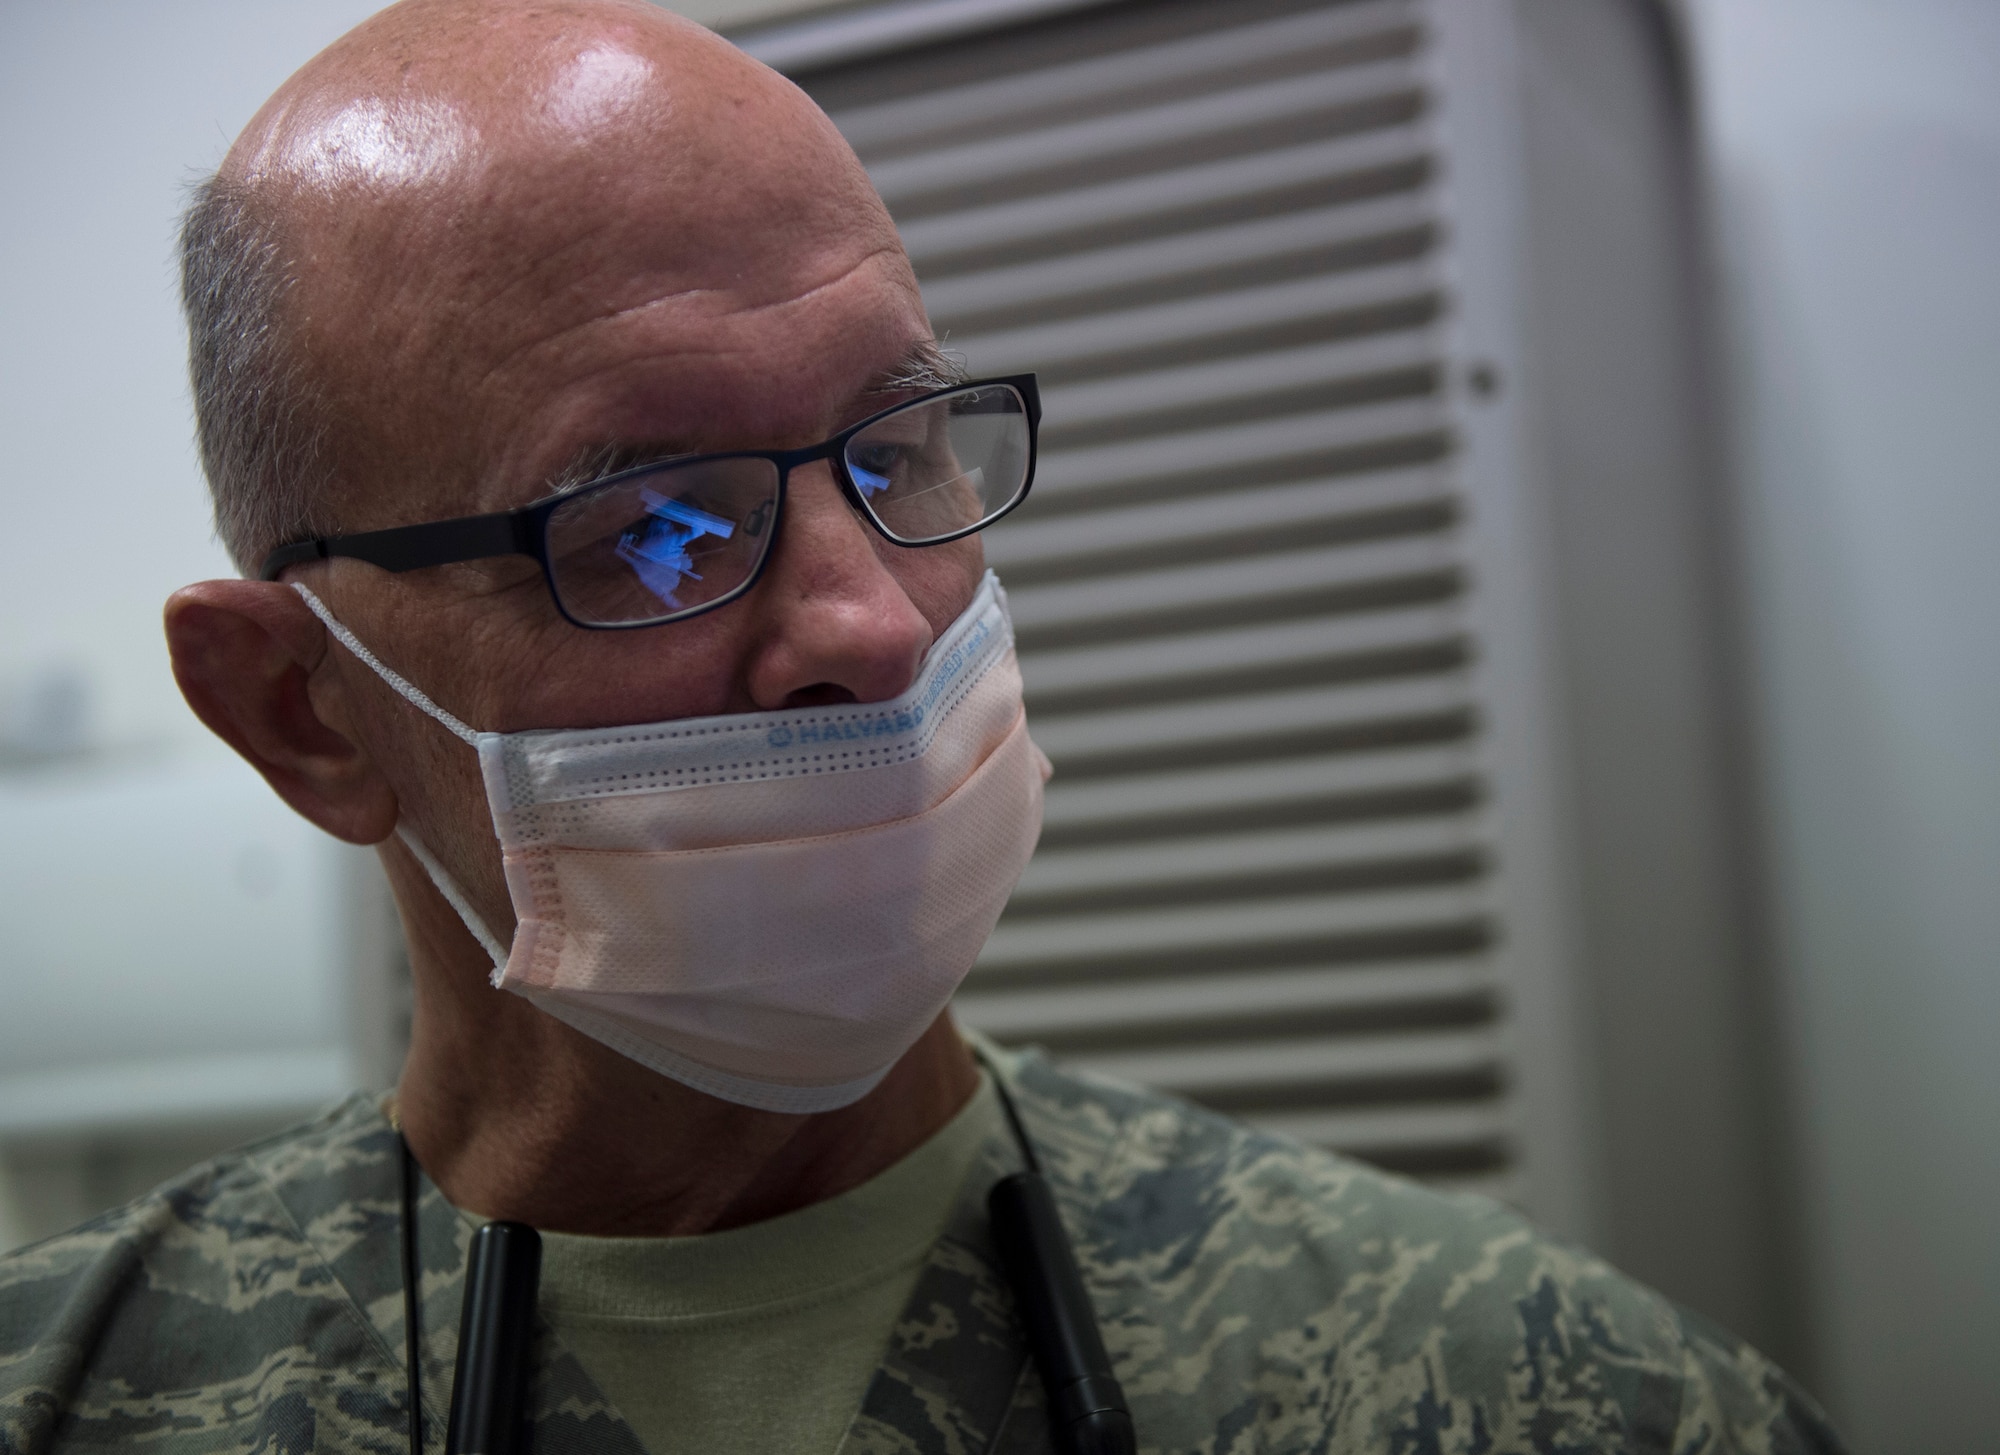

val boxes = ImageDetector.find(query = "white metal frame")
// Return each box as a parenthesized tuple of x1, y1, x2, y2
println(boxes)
(1423, 0, 1605, 1243)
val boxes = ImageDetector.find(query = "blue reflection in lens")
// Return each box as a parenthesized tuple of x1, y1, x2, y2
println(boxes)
(851, 464, 891, 499)
(614, 491, 735, 608)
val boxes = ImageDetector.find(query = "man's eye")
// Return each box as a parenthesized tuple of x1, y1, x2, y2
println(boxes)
(850, 443, 903, 497)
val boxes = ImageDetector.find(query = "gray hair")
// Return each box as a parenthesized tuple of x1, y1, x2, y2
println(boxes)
(179, 173, 330, 575)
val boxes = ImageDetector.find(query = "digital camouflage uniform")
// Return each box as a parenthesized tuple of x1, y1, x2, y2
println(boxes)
(0, 1044, 1841, 1454)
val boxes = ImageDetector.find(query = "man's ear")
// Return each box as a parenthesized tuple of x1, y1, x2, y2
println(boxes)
(165, 579, 399, 845)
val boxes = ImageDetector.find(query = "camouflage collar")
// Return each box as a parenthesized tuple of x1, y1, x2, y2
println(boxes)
(256, 1041, 1073, 1454)
(2, 1035, 1846, 1453)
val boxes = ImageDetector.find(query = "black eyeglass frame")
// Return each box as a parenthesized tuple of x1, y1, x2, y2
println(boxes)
(259, 373, 1041, 630)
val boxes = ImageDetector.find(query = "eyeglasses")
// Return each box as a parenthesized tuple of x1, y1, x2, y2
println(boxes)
(260, 375, 1040, 629)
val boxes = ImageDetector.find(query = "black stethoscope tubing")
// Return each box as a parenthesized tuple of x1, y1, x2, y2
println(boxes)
(397, 1057, 1134, 1455)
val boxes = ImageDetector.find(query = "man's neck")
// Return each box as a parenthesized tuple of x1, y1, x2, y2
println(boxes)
(389, 871, 980, 1238)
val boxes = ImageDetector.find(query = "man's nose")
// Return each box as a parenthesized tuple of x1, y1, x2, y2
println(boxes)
(739, 460, 933, 710)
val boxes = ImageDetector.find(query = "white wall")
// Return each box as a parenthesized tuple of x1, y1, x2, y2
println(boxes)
(1685, 0, 2000, 1446)
(0, 2, 386, 755)
(0, 2, 386, 1249)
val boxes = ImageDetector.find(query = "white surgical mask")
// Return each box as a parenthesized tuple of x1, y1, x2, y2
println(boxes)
(296, 571, 1047, 1113)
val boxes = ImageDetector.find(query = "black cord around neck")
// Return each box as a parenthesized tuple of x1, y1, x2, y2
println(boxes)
(973, 1043, 1044, 1173)
(398, 1132, 425, 1455)
(393, 1051, 1126, 1455)
(970, 1045, 1137, 1455)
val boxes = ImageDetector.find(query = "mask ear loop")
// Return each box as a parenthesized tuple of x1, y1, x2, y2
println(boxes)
(291, 583, 480, 744)
(290, 583, 510, 974)
(396, 826, 511, 974)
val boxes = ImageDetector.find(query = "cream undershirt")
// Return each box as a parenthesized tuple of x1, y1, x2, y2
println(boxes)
(464, 1074, 1004, 1455)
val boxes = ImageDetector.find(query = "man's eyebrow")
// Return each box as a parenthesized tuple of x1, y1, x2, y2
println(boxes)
(540, 439, 690, 501)
(536, 340, 968, 502)
(867, 338, 968, 393)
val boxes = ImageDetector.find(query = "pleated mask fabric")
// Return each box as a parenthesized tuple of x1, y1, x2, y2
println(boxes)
(295, 571, 1046, 1112)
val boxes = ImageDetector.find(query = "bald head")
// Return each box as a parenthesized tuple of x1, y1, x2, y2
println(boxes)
(185, 0, 923, 571)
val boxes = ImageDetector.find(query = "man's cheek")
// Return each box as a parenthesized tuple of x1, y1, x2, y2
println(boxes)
(888, 537, 984, 636)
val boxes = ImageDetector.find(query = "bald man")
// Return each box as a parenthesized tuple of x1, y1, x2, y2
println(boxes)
(0, 3, 1841, 1452)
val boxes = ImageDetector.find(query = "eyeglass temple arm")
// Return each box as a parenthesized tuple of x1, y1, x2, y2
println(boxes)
(259, 511, 537, 581)
(1007, 373, 1042, 429)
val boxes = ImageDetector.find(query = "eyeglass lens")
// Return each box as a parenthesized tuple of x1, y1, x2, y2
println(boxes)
(843, 383, 1030, 544)
(542, 383, 1030, 626)
(544, 457, 781, 626)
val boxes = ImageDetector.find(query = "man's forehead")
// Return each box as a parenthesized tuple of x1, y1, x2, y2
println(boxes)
(505, 272, 937, 468)
(241, 0, 886, 311)
(231, 0, 923, 527)
(538, 336, 967, 501)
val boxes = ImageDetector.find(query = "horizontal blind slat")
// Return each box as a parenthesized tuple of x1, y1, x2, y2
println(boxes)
(1021, 608, 1466, 716)
(987, 465, 1454, 579)
(869, 61, 1423, 206)
(836, 0, 1419, 152)
(1039, 744, 1480, 833)
(955, 261, 1441, 378)
(1035, 332, 1441, 442)
(923, 194, 1438, 325)
(1028, 399, 1450, 506)
(1009, 537, 1461, 637)
(900, 126, 1431, 269)
(1025, 675, 1475, 770)
(1013, 817, 1481, 903)
(957, 956, 1493, 1038)
(1065, 1027, 1503, 1094)
(976, 885, 1492, 977)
